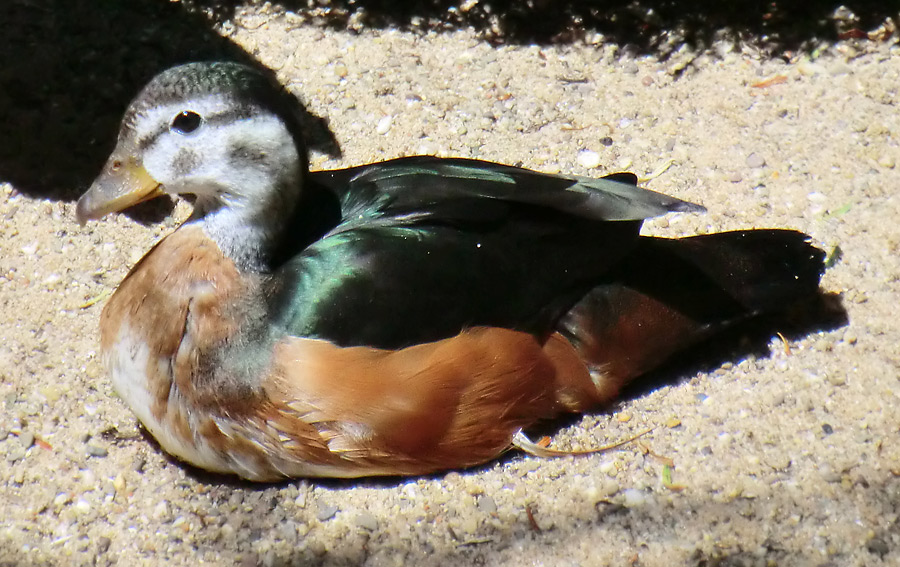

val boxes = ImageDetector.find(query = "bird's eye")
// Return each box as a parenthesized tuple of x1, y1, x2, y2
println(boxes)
(171, 110, 203, 134)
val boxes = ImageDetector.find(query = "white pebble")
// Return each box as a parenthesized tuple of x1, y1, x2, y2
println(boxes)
(152, 500, 169, 520)
(376, 116, 393, 135)
(577, 150, 601, 169)
(622, 488, 648, 508)
(42, 273, 61, 287)
(807, 191, 827, 202)
(74, 499, 91, 515)
(417, 141, 439, 155)
(746, 153, 766, 168)
(53, 492, 70, 507)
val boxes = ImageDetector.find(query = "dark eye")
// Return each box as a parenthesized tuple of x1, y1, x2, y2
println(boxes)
(171, 110, 202, 134)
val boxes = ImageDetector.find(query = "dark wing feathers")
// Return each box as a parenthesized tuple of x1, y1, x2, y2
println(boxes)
(310, 156, 703, 234)
(270, 156, 704, 349)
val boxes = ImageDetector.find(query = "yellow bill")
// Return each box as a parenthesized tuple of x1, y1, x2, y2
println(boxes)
(76, 154, 164, 224)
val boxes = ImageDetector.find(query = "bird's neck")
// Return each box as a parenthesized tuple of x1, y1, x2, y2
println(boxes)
(190, 176, 302, 273)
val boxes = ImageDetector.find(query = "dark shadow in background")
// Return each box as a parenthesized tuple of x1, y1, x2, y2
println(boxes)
(194, 0, 898, 48)
(0, 0, 340, 204)
(2, 1, 897, 200)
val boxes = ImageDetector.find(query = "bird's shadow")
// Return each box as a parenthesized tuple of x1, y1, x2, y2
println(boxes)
(534, 290, 849, 439)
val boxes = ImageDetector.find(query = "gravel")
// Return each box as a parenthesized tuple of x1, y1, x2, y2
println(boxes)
(1, 5, 899, 567)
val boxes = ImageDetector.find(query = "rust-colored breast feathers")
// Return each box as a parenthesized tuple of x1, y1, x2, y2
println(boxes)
(99, 226, 248, 419)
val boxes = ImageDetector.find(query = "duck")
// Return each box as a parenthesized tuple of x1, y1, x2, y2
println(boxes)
(76, 61, 825, 481)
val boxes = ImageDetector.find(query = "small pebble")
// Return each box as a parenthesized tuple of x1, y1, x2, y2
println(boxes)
(152, 500, 169, 520)
(112, 474, 126, 495)
(746, 153, 766, 168)
(477, 494, 497, 515)
(577, 150, 601, 169)
(818, 463, 841, 483)
(53, 493, 70, 507)
(623, 62, 639, 74)
(73, 499, 91, 515)
(6, 447, 25, 462)
(600, 137, 614, 147)
(19, 431, 34, 449)
(97, 536, 112, 554)
(416, 141, 439, 155)
(598, 460, 617, 475)
(277, 520, 298, 544)
(355, 511, 378, 531)
(86, 444, 108, 457)
(622, 488, 648, 508)
(375, 115, 392, 135)
(829, 62, 852, 76)
(316, 503, 338, 522)
(827, 374, 847, 386)
(601, 480, 620, 497)
(38, 385, 61, 403)
(822, 423, 834, 435)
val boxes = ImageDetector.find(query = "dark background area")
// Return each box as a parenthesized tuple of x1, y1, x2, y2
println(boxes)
(193, 0, 897, 47)
(1, 0, 896, 200)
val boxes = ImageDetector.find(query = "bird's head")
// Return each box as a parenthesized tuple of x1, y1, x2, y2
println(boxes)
(76, 62, 308, 227)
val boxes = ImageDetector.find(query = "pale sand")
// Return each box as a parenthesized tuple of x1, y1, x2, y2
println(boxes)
(1, 5, 898, 566)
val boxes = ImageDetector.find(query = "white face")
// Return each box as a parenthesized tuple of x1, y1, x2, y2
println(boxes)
(132, 93, 301, 213)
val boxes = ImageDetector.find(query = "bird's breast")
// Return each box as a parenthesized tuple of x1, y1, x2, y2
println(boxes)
(97, 225, 266, 473)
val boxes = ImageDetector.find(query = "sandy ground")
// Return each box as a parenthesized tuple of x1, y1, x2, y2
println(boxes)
(2, 4, 899, 567)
